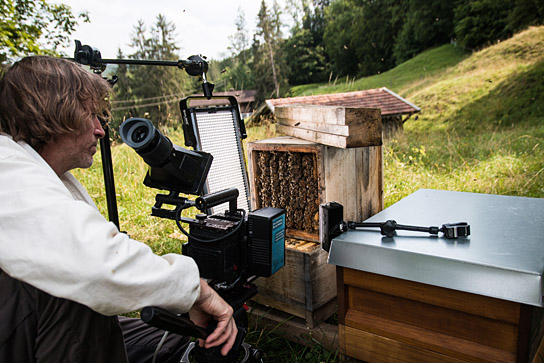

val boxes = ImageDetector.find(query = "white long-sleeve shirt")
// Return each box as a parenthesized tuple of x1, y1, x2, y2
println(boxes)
(0, 134, 201, 316)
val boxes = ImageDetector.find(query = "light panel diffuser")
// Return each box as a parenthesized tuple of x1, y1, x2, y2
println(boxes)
(185, 105, 250, 215)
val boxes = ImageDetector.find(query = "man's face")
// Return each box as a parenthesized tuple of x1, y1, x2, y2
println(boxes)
(51, 115, 106, 172)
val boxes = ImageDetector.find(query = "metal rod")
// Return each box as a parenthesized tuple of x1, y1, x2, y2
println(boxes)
(98, 58, 195, 68)
(99, 126, 120, 229)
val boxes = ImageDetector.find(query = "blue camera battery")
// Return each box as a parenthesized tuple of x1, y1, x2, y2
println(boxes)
(247, 207, 286, 277)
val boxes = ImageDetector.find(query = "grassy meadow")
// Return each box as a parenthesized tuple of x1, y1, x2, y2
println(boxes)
(292, 26, 544, 207)
(72, 26, 544, 362)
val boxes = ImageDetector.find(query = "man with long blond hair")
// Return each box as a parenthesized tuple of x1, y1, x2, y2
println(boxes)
(0, 56, 237, 362)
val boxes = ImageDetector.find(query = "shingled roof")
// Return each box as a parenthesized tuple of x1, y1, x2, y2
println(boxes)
(266, 87, 420, 117)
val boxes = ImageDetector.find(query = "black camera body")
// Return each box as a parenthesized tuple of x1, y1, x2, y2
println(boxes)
(119, 117, 212, 195)
(183, 206, 285, 288)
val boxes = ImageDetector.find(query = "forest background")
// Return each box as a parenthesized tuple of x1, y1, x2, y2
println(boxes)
(2, 0, 543, 127)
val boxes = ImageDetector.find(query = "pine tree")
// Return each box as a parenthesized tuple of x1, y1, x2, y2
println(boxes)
(112, 15, 193, 128)
(220, 7, 254, 91)
(253, 0, 286, 100)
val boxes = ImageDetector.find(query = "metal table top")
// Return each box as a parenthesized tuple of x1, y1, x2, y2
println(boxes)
(328, 189, 544, 306)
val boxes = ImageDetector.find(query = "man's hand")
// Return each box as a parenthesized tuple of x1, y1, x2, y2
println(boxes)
(189, 279, 238, 356)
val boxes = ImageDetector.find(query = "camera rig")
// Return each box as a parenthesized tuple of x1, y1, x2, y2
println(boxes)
(71, 41, 286, 362)
(118, 116, 285, 288)
(118, 117, 286, 363)
(74, 40, 215, 98)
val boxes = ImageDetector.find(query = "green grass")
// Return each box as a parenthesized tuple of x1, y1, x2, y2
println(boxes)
(381, 26, 544, 206)
(290, 43, 468, 97)
(290, 26, 544, 208)
(73, 25, 544, 362)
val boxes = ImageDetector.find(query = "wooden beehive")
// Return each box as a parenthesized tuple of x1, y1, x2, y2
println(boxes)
(248, 136, 383, 242)
(247, 135, 383, 326)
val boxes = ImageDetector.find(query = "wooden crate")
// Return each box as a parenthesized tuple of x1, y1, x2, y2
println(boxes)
(247, 136, 383, 326)
(247, 136, 383, 242)
(253, 239, 336, 328)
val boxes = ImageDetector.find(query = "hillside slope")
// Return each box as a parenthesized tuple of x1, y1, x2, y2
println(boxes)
(293, 26, 544, 205)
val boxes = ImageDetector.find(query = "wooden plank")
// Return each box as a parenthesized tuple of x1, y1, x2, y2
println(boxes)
(250, 291, 336, 329)
(286, 229, 319, 243)
(275, 104, 381, 126)
(247, 144, 260, 211)
(341, 324, 473, 363)
(275, 104, 352, 125)
(248, 136, 323, 149)
(348, 286, 519, 352)
(533, 333, 544, 363)
(276, 124, 349, 148)
(277, 123, 382, 149)
(343, 268, 521, 324)
(529, 308, 544, 361)
(344, 310, 517, 362)
(517, 304, 532, 362)
(323, 146, 384, 222)
(276, 118, 352, 136)
(337, 267, 347, 326)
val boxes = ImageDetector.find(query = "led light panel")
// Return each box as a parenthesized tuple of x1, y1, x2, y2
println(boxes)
(185, 106, 250, 215)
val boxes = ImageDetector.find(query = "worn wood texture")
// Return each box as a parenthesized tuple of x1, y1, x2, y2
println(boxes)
(253, 240, 337, 328)
(338, 267, 542, 363)
(275, 104, 382, 148)
(342, 268, 521, 323)
(340, 325, 468, 363)
(322, 143, 383, 223)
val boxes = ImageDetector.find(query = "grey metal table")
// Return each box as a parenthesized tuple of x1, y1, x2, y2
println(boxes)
(328, 189, 544, 362)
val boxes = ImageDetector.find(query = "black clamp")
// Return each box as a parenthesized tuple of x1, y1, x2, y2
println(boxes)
(441, 222, 470, 238)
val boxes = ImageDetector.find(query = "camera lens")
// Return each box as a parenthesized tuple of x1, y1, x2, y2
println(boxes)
(120, 118, 155, 150)
(132, 125, 149, 143)
(120, 117, 173, 167)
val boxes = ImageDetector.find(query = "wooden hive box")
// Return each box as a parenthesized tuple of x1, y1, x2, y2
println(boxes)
(247, 135, 384, 327)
